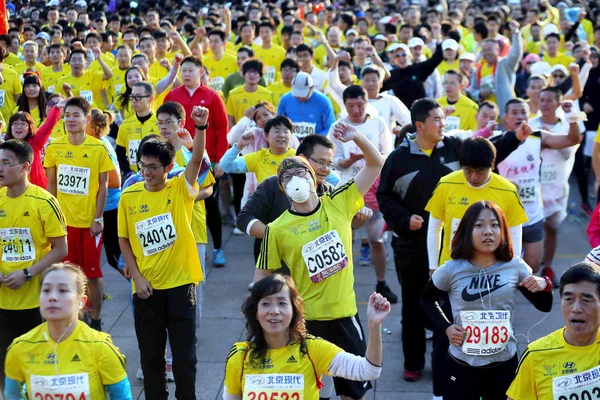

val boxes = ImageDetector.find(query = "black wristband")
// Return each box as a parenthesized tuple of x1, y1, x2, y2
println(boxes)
(195, 122, 209, 130)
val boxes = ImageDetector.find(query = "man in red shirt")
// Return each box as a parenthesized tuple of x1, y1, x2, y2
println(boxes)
(163, 56, 229, 267)
(164, 56, 229, 177)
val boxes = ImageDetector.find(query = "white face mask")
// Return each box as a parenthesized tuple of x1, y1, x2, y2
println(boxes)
(285, 175, 311, 203)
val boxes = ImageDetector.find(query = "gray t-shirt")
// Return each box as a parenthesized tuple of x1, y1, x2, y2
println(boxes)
(432, 256, 531, 366)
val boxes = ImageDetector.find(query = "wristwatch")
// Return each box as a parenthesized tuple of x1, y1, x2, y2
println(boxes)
(23, 269, 32, 282)
(93, 217, 104, 225)
(195, 122, 209, 131)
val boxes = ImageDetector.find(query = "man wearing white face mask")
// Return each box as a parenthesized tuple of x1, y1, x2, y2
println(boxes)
(254, 123, 385, 400)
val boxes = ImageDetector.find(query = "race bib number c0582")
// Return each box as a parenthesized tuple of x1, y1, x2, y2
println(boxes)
(57, 164, 91, 196)
(135, 212, 177, 256)
(302, 230, 348, 283)
(553, 365, 600, 400)
(0, 227, 36, 262)
(30, 373, 91, 400)
(243, 374, 304, 400)
(460, 310, 511, 356)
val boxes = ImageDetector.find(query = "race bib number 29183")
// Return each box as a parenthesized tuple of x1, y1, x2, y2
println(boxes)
(460, 310, 511, 356)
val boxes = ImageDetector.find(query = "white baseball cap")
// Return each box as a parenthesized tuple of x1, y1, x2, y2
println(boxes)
(408, 37, 425, 48)
(530, 61, 552, 77)
(291, 72, 314, 98)
(346, 28, 359, 36)
(387, 43, 410, 54)
(373, 34, 388, 43)
(442, 39, 459, 51)
(379, 16, 393, 24)
(459, 52, 476, 61)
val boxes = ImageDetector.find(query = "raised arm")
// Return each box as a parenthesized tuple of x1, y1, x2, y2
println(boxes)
(156, 54, 183, 95)
(330, 121, 384, 195)
(184, 106, 208, 185)
(504, 21, 523, 72)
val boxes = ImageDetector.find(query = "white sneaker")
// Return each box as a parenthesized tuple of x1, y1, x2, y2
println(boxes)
(166, 362, 174, 382)
(248, 281, 254, 290)
(136, 366, 144, 380)
(233, 227, 244, 235)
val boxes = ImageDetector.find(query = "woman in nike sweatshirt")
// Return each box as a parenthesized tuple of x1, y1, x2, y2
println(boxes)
(421, 200, 553, 400)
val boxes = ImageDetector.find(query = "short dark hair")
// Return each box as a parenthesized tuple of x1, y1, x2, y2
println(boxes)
(540, 86, 562, 102)
(281, 25, 294, 37)
(242, 59, 264, 76)
(65, 97, 91, 115)
(504, 98, 527, 114)
(361, 65, 381, 80)
(152, 29, 167, 40)
(545, 32, 560, 42)
(208, 29, 226, 42)
(560, 262, 600, 297)
(410, 98, 441, 127)
(280, 57, 298, 72)
(296, 134, 334, 158)
(295, 43, 313, 56)
(181, 56, 202, 68)
(342, 85, 367, 103)
(451, 200, 513, 262)
(69, 48, 87, 61)
(133, 81, 155, 97)
(139, 138, 176, 166)
(459, 137, 497, 169)
(0, 139, 34, 164)
(157, 101, 186, 121)
(138, 36, 156, 46)
(259, 21, 275, 31)
(264, 116, 293, 136)
(238, 46, 255, 57)
(85, 32, 101, 43)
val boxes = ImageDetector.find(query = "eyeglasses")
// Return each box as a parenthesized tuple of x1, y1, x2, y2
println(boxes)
(157, 119, 180, 126)
(129, 94, 151, 101)
(281, 168, 308, 183)
(309, 157, 334, 170)
(394, 52, 407, 58)
(552, 74, 566, 79)
(47, 101, 58, 107)
(11, 122, 29, 128)
(137, 162, 164, 172)
(0, 162, 23, 168)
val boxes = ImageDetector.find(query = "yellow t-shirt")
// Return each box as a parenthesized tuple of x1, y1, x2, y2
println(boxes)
(253, 44, 287, 85)
(55, 70, 105, 110)
(243, 148, 296, 184)
(525, 40, 542, 55)
(0, 185, 66, 310)
(0, 66, 22, 121)
(226, 85, 275, 124)
(105, 65, 128, 105)
(5, 321, 127, 400)
(425, 170, 528, 266)
(86, 53, 116, 76)
(43, 135, 115, 228)
(175, 150, 215, 244)
(14, 61, 46, 79)
(507, 328, 600, 400)
(118, 173, 203, 293)
(257, 180, 364, 321)
(437, 59, 460, 76)
(13, 105, 41, 128)
(593, 125, 600, 143)
(40, 64, 72, 94)
(436, 95, 479, 131)
(267, 81, 292, 107)
(148, 60, 170, 105)
(224, 336, 343, 400)
(48, 119, 66, 140)
(4, 52, 21, 67)
(203, 52, 238, 92)
(115, 113, 160, 171)
(479, 61, 497, 105)
(543, 52, 575, 68)
(315, 44, 340, 69)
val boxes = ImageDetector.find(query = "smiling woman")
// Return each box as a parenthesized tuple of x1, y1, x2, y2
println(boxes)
(3, 263, 132, 400)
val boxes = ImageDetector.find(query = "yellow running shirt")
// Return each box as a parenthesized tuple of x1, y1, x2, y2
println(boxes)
(267, 81, 292, 107)
(224, 336, 343, 400)
(257, 180, 363, 321)
(226, 85, 275, 124)
(436, 95, 479, 132)
(5, 321, 127, 400)
(41, 64, 72, 94)
(243, 147, 296, 184)
(0, 184, 66, 310)
(44, 135, 115, 228)
(0, 66, 22, 122)
(203, 52, 238, 92)
(55, 70, 104, 110)
(507, 328, 600, 400)
(425, 170, 528, 266)
(116, 113, 160, 172)
(118, 173, 203, 293)
(253, 45, 286, 85)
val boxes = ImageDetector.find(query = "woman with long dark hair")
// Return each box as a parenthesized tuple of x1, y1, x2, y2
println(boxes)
(14, 73, 47, 128)
(421, 200, 553, 400)
(224, 274, 390, 400)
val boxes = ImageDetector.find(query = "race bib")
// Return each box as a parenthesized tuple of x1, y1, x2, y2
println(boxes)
(541, 163, 559, 185)
(47, 86, 55, 94)
(80, 90, 93, 105)
(293, 122, 316, 139)
(0, 227, 36, 262)
(0, 89, 5, 108)
(57, 164, 91, 196)
(128, 139, 141, 166)
(445, 116, 461, 131)
(243, 374, 304, 400)
(302, 230, 348, 283)
(135, 212, 177, 256)
(517, 182, 537, 204)
(30, 373, 91, 400)
(114, 84, 125, 95)
(209, 77, 225, 92)
(460, 310, 511, 356)
(553, 365, 600, 400)
(264, 66, 276, 84)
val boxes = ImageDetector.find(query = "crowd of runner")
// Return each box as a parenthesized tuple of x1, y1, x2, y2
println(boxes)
(1, 0, 600, 399)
